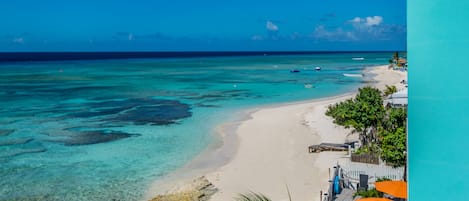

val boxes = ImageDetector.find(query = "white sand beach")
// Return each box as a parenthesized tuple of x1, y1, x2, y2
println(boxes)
(204, 65, 407, 201)
(145, 65, 407, 201)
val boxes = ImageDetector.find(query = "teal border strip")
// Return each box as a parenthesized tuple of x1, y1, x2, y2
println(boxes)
(408, 0, 469, 200)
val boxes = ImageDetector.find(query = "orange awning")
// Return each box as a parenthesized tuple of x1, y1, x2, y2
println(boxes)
(356, 198, 392, 201)
(375, 180, 407, 199)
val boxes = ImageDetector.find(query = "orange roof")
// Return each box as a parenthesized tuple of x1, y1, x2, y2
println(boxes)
(375, 180, 407, 199)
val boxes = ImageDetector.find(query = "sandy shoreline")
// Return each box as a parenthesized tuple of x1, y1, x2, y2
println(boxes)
(145, 65, 407, 201)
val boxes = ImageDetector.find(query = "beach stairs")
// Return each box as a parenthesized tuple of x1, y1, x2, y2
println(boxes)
(308, 143, 350, 153)
(333, 188, 355, 201)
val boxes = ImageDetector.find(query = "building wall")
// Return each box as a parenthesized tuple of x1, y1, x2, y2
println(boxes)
(408, 1, 469, 200)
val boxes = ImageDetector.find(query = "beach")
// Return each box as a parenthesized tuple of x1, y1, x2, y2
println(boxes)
(207, 65, 406, 201)
(146, 65, 407, 201)
(206, 96, 355, 201)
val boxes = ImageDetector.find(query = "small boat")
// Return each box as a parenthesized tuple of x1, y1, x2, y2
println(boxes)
(290, 69, 300, 73)
(315, 66, 321, 71)
(304, 84, 314, 88)
(343, 73, 363, 77)
(352, 57, 365, 60)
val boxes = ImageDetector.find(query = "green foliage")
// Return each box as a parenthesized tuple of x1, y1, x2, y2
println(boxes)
(383, 85, 397, 97)
(379, 107, 407, 167)
(326, 87, 385, 146)
(380, 127, 407, 167)
(325, 98, 356, 127)
(393, 52, 399, 61)
(376, 177, 392, 182)
(235, 192, 272, 201)
(354, 188, 383, 198)
(355, 143, 380, 154)
(235, 185, 292, 201)
(353, 87, 385, 138)
(381, 108, 407, 132)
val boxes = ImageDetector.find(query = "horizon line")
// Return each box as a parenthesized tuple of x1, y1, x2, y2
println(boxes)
(0, 50, 405, 63)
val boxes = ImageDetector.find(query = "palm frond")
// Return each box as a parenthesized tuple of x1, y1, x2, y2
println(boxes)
(235, 192, 272, 201)
(285, 184, 292, 201)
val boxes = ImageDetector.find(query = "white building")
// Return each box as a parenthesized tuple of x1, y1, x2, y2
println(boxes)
(384, 88, 408, 108)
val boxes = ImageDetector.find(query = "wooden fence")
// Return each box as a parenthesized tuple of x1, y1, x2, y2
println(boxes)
(351, 153, 379, 165)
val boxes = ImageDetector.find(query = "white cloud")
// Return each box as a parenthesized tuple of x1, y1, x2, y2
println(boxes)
(349, 17, 363, 24)
(365, 16, 383, 26)
(310, 15, 402, 42)
(266, 21, 279, 32)
(13, 37, 24, 44)
(312, 25, 357, 41)
(349, 16, 383, 27)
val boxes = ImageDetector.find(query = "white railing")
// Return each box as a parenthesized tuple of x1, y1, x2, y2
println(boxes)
(340, 160, 404, 188)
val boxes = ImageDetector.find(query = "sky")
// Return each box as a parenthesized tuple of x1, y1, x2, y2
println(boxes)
(0, 0, 406, 52)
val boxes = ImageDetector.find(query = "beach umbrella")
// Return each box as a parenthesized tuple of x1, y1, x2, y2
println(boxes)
(375, 180, 407, 199)
(356, 198, 392, 201)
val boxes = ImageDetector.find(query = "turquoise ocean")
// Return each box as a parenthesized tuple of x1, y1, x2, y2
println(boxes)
(0, 52, 388, 200)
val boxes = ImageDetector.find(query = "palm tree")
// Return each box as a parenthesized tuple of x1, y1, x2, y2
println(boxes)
(383, 85, 397, 97)
(393, 52, 399, 63)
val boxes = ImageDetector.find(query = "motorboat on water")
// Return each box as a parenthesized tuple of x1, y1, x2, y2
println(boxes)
(352, 57, 365, 60)
(315, 66, 321, 71)
(290, 69, 300, 73)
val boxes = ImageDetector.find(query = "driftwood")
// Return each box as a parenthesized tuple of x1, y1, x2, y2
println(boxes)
(308, 143, 349, 153)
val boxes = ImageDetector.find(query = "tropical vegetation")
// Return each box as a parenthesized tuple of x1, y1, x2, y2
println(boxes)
(354, 188, 383, 198)
(383, 85, 397, 97)
(325, 87, 385, 149)
(235, 192, 272, 201)
(326, 86, 407, 167)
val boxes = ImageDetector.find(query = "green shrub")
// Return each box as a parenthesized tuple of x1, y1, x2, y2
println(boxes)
(376, 177, 392, 182)
(354, 188, 383, 198)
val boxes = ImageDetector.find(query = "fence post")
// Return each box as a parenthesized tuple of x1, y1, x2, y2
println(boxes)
(348, 145, 351, 157)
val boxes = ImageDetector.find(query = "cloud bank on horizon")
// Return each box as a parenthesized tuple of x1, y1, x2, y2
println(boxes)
(0, 0, 406, 51)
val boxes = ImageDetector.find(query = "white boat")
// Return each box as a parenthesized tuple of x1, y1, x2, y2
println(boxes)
(352, 57, 365, 60)
(315, 66, 321, 71)
(343, 73, 364, 77)
(304, 84, 314, 88)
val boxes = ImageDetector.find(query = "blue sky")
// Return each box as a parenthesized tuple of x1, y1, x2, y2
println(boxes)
(0, 0, 406, 51)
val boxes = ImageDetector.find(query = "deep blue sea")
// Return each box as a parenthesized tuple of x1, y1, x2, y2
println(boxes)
(0, 52, 389, 200)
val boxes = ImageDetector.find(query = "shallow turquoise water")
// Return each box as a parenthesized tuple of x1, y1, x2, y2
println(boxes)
(0, 53, 388, 200)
